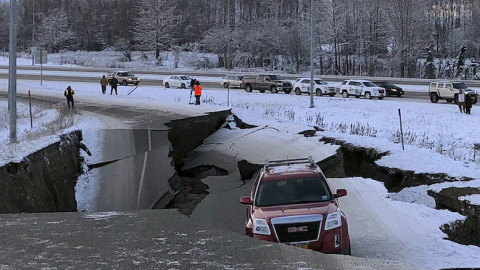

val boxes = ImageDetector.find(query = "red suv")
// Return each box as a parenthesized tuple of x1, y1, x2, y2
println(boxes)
(240, 157, 351, 255)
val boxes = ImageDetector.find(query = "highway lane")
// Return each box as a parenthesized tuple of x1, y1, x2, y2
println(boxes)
(0, 72, 431, 103)
(4, 64, 480, 86)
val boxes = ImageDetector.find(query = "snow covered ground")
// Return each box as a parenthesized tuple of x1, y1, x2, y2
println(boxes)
(1, 54, 480, 269)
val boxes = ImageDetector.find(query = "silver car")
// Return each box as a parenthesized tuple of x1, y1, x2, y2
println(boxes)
(221, 75, 244, 88)
(106, 71, 140, 86)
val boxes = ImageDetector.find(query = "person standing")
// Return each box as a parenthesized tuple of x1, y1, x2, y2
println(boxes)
(100, 75, 108, 94)
(464, 92, 472, 115)
(110, 76, 119, 95)
(64, 85, 75, 110)
(190, 78, 196, 92)
(457, 89, 465, 113)
(189, 78, 196, 100)
(194, 80, 202, 105)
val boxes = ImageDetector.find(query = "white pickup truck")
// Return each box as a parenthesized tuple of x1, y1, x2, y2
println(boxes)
(429, 81, 478, 104)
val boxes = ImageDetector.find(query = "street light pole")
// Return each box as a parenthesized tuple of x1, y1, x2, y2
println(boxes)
(9, 0, 18, 143)
(309, 0, 315, 108)
(31, 0, 34, 66)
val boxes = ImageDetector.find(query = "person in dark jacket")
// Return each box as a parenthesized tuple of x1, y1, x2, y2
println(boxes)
(110, 76, 119, 95)
(100, 75, 108, 94)
(464, 93, 472, 115)
(194, 81, 202, 105)
(64, 85, 75, 110)
(190, 78, 196, 96)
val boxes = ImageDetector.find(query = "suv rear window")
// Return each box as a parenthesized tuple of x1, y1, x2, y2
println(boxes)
(314, 79, 327, 85)
(453, 82, 467, 89)
(119, 72, 134, 76)
(255, 177, 331, 207)
(363, 82, 376, 87)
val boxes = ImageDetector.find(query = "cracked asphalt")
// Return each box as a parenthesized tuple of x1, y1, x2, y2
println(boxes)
(0, 210, 410, 270)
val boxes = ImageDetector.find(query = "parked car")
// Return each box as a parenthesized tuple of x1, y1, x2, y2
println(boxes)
(293, 78, 336, 96)
(163, 75, 193, 88)
(429, 81, 478, 104)
(339, 79, 385, 99)
(221, 75, 244, 88)
(106, 71, 140, 86)
(372, 81, 404, 97)
(242, 74, 293, 94)
(240, 157, 351, 255)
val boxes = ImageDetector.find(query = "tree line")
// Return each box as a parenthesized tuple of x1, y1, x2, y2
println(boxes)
(0, 0, 479, 78)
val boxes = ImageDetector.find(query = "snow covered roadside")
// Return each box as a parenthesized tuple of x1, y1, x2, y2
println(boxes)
(0, 98, 107, 167)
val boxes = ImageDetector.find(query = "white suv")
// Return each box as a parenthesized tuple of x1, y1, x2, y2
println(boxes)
(429, 81, 478, 104)
(293, 78, 336, 96)
(339, 79, 385, 99)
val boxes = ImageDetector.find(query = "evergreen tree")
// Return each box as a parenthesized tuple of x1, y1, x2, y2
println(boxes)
(425, 49, 436, 79)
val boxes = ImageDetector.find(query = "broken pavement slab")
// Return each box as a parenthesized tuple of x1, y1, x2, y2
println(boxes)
(182, 125, 341, 179)
(0, 210, 412, 270)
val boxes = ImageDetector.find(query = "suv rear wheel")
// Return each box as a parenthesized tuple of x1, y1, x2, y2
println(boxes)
(342, 91, 348, 98)
(295, 88, 301, 95)
(430, 93, 439, 103)
(316, 89, 322, 96)
(365, 92, 372, 99)
(245, 84, 253, 92)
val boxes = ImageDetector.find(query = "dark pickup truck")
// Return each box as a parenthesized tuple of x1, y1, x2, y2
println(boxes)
(243, 74, 293, 94)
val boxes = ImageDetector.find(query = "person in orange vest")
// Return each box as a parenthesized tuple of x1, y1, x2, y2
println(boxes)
(194, 80, 202, 105)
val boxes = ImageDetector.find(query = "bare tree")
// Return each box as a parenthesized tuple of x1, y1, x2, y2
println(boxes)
(134, 0, 179, 59)
(36, 7, 74, 52)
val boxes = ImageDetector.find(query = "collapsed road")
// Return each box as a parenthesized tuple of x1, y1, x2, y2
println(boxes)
(1, 89, 479, 269)
(0, 92, 412, 269)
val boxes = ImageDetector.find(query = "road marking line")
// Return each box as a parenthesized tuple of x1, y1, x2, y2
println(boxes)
(137, 126, 152, 208)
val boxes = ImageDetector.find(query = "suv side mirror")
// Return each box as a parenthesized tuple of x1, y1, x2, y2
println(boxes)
(240, 196, 253, 205)
(334, 189, 347, 198)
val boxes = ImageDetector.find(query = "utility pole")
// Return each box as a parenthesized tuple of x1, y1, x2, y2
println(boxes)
(309, 0, 315, 108)
(31, 0, 34, 66)
(9, 0, 18, 143)
(227, 0, 230, 70)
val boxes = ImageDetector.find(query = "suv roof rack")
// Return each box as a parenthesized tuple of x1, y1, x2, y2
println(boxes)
(264, 156, 314, 168)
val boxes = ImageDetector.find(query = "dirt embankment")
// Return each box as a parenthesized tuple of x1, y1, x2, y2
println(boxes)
(0, 131, 83, 213)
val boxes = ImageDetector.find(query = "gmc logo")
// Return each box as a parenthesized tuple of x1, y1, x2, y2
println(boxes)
(287, 226, 308, 233)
